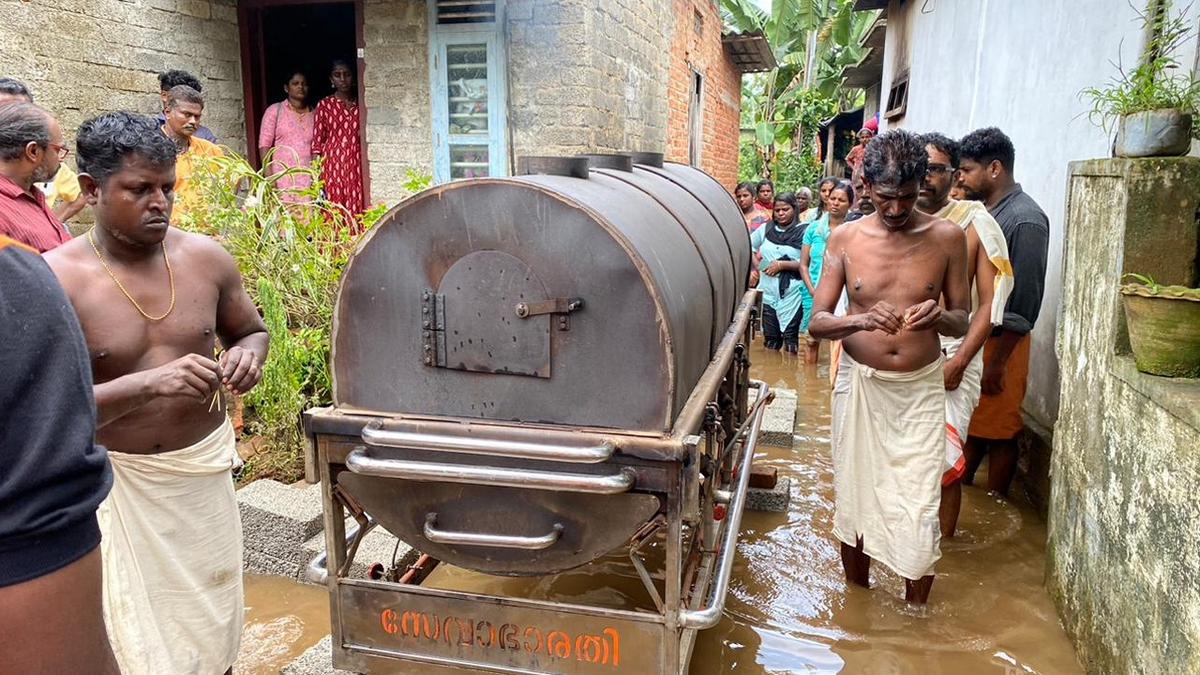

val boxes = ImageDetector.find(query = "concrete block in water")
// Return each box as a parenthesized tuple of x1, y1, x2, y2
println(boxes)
(300, 521, 421, 585)
(243, 547, 303, 580)
(746, 477, 790, 513)
(750, 386, 798, 447)
(281, 636, 357, 675)
(237, 480, 325, 565)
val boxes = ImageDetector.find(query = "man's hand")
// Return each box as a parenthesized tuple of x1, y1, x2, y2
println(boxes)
(903, 299, 943, 331)
(943, 356, 967, 391)
(749, 268, 760, 287)
(857, 301, 902, 334)
(981, 357, 1006, 396)
(219, 346, 264, 395)
(145, 354, 221, 402)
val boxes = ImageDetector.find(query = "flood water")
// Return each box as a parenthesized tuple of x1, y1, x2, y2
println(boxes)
(238, 342, 1082, 674)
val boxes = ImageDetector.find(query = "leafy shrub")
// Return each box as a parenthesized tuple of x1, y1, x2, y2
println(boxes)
(182, 153, 430, 482)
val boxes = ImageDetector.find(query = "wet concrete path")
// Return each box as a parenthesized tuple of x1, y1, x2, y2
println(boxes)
(237, 342, 1082, 674)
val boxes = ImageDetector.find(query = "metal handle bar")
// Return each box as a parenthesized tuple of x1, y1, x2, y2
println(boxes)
(361, 422, 615, 463)
(423, 513, 563, 550)
(345, 449, 636, 494)
(680, 380, 768, 630)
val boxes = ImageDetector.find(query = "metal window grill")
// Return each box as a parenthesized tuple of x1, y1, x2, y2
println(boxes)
(436, 0, 496, 24)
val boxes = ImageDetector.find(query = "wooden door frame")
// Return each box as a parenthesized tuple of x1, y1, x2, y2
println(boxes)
(236, 0, 370, 204)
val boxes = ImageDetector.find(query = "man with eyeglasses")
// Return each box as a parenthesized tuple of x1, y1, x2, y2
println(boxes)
(0, 102, 72, 252)
(916, 132, 1014, 537)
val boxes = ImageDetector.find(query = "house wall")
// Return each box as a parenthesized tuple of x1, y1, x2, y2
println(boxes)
(1051, 158, 1200, 673)
(362, 0, 433, 206)
(0, 0, 246, 152)
(875, 0, 1200, 502)
(506, 0, 670, 162)
(665, 0, 741, 190)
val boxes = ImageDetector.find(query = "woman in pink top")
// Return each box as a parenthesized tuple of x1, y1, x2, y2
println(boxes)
(258, 71, 314, 203)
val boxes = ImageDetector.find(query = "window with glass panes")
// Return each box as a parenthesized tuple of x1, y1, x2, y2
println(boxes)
(429, 2, 508, 182)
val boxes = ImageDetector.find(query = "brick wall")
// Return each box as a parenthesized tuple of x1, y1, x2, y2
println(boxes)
(0, 0, 245, 153)
(507, 0, 670, 160)
(665, 0, 741, 190)
(361, 0, 433, 207)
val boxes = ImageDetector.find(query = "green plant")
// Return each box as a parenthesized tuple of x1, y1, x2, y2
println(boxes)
(181, 153, 429, 482)
(1082, 1, 1200, 137)
(1121, 273, 1200, 299)
(724, 0, 878, 180)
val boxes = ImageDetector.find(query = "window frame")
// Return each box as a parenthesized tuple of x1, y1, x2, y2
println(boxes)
(428, 1, 509, 183)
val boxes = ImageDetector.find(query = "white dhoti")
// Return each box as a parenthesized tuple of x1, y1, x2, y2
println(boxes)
(99, 419, 243, 675)
(941, 335, 983, 485)
(831, 353, 945, 580)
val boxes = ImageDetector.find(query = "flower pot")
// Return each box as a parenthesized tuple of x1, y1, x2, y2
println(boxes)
(1121, 285, 1200, 377)
(1114, 109, 1193, 157)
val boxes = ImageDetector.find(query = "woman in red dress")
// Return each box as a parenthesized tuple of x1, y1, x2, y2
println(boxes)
(312, 59, 364, 225)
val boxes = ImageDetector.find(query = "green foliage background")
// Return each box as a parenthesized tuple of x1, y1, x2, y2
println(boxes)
(182, 154, 429, 482)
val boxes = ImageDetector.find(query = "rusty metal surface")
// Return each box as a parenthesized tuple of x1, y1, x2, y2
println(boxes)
(642, 163, 752, 302)
(514, 172, 714, 420)
(437, 250, 551, 378)
(338, 471, 662, 575)
(335, 580, 666, 674)
(333, 181, 673, 431)
(577, 153, 633, 171)
(593, 166, 737, 354)
(518, 156, 590, 178)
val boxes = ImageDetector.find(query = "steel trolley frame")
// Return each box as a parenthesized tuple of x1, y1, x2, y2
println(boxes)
(303, 291, 765, 674)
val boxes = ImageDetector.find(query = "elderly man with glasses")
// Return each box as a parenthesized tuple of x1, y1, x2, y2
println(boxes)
(0, 102, 72, 252)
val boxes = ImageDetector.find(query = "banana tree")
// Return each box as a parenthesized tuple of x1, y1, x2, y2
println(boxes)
(723, 0, 877, 179)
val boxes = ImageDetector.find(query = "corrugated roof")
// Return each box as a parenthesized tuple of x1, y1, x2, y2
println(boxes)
(722, 31, 778, 73)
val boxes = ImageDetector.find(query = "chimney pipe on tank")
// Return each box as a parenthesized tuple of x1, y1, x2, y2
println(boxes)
(517, 156, 590, 179)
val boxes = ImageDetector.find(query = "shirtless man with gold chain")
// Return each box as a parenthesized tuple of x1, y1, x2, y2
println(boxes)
(45, 111, 268, 675)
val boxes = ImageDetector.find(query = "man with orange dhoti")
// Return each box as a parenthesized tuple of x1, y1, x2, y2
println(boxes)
(916, 133, 1014, 537)
(957, 128, 1049, 499)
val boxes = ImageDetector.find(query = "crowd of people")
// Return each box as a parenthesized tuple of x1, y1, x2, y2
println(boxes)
(737, 125, 1049, 603)
(0, 62, 1051, 675)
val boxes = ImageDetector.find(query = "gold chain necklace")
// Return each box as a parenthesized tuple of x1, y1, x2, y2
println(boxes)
(88, 228, 176, 321)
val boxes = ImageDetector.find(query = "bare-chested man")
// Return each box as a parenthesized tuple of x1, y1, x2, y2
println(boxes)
(809, 129, 970, 604)
(45, 111, 268, 675)
(916, 133, 1013, 538)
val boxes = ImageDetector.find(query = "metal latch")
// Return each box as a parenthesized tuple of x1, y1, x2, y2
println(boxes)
(514, 297, 583, 331)
(421, 289, 446, 367)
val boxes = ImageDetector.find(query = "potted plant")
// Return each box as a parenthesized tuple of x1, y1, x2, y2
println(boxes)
(1083, 3, 1200, 157)
(1121, 274, 1200, 377)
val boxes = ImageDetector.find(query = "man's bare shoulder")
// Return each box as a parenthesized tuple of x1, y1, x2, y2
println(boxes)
(827, 217, 865, 246)
(42, 236, 97, 284)
(170, 228, 235, 263)
(928, 216, 968, 248)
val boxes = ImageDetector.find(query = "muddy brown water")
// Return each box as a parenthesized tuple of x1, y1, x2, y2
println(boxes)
(238, 343, 1082, 674)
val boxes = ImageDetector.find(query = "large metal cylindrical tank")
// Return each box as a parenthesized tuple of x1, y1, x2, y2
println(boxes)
(331, 157, 750, 433)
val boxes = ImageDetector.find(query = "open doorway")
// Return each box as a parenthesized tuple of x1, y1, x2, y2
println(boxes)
(238, 0, 364, 172)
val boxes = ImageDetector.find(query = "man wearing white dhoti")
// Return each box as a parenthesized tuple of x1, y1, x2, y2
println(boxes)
(809, 130, 970, 604)
(916, 133, 1014, 538)
(45, 111, 269, 674)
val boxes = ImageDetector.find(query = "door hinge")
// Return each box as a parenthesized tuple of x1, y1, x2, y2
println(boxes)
(421, 289, 446, 367)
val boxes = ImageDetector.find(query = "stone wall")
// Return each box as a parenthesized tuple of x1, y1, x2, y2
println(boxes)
(1049, 157, 1200, 673)
(361, 0, 432, 207)
(0, 0, 245, 153)
(507, 0, 670, 159)
(665, 0, 740, 190)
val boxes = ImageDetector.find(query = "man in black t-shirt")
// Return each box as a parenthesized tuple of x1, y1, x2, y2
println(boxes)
(0, 236, 118, 674)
